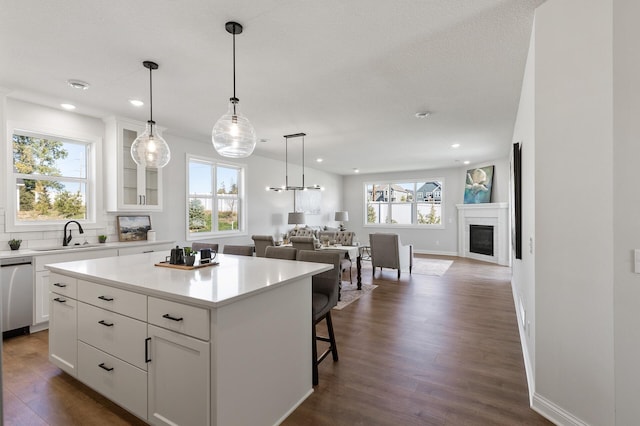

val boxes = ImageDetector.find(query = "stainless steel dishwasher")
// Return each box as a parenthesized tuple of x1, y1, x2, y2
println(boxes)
(1, 256, 33, 338)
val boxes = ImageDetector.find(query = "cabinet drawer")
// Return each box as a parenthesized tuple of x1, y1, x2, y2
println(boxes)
(49, 273, 77, 298)
(78, 341, 147, 421)
(78, 302, 148, 370)
(77, 280, 146, 321)
(148, 297, 209, 341)
(118, 243, 172, 256)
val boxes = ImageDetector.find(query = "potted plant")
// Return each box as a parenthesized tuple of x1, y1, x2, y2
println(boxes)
(8, 239, 22, 250)
(98, 235, 108, 243)
(183, 247, 196, 266)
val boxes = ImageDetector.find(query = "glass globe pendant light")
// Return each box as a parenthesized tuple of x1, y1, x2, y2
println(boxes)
(212, 21, 256, 158)
(131, 60, 171, 168)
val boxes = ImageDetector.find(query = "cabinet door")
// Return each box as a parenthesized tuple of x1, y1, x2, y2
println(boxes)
(147, 325, 210, 426)
(104, 118, 163, 211)
(49, 293, 77, 377)
(34, 270, 49, 324)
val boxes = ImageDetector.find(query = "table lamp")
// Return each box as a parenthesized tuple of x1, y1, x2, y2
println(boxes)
(335, 211, 349, 231)
(288, 212, 306, 230)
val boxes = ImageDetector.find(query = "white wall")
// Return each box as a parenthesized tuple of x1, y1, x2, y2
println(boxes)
(534, 1, 615, 425)
(1, 98, 343, 249)
(342, 157, 510, 254)
(613, 0, 640, 423)
(510, 20, 536, 397)
(151, 130, 343, 247)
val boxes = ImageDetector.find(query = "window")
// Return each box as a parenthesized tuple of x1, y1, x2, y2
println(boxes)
(9, 128, 97, 228)
(365, 179, 443, 227)
(187, 155, 245, 238)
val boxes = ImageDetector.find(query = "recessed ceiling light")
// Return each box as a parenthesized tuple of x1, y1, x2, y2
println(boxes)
(353, 168, 360, 173)
(60, 103, 76, 110)
(67, 79, 90, 90)
(463, 160, 470, 165)
(129, 99, 144, 107)
(451, 143, 460, 148)
(415, 112, 431, 119)
(259, 138, 269, 143)
(316, 158, 323, 163)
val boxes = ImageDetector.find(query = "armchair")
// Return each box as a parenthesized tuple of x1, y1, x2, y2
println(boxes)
(369, 233, 413, 279)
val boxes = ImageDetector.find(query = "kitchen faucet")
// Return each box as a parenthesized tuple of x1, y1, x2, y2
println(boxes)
(62, 220, 84, 246)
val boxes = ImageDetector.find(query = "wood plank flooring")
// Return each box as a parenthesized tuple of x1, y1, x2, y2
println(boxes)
(2, 255, 551, 425)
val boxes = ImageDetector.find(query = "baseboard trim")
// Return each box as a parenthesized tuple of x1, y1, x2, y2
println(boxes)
(412, 249, 458, 256)
(511, 279, 534, 406)
(532, 393, 589, 426)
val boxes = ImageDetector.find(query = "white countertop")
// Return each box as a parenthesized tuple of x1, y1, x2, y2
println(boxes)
(46, 251, 331, 308)
(0, 240, 174, 260)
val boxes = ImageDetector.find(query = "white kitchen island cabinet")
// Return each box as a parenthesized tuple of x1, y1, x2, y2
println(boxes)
(46, 252, 330, 426)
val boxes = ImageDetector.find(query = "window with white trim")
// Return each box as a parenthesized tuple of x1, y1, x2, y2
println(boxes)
(365, 179, 443, 226)
(9, 128, 96, 227)
(187, 155, 245, 238)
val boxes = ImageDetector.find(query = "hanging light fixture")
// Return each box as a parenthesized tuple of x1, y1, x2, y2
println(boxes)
(212, 21, 256, 158)
(267, 133, 322, 192)
(131, 61, 171, 168)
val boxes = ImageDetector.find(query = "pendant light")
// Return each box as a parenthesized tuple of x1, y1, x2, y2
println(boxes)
(267, 133, 322, 191)
(131, 61, 171, 168)
(212, 21, 257, 158)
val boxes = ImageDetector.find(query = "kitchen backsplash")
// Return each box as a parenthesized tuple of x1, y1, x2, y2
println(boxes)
(0, 208, 131, 250)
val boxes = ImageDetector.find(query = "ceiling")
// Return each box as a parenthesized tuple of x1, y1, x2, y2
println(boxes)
(0, 0, 543, 175)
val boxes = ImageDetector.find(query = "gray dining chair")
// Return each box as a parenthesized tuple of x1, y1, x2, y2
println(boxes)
(251, 235, 275, 257)
(265, 246, 298, 260)
(297, 249, 341, 386)
(191, 242, 219, 253)
(222, 245, 254, 256)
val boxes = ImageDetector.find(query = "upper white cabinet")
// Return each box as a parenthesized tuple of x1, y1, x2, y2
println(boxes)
(104, 117, 163, 211)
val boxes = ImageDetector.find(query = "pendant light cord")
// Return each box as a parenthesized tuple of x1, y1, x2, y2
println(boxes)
(232, 24, 237, 116)
(149, 65, 153, 123)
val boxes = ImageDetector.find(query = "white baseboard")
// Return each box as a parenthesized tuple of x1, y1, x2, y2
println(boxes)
(510, 280, 589, 426)
(532, 393, 590, 426)
(412, 249, 458, 256)
(510, 279, 534, 406)
(30, 322, 49, 333)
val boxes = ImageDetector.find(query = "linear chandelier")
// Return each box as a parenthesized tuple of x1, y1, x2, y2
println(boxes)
(267, 133, 322, 192)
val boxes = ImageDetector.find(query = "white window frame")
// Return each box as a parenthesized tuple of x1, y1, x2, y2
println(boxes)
(363, 178, 445, 229)
(5, 121, 103, 232)
(185, 154, 247, 241)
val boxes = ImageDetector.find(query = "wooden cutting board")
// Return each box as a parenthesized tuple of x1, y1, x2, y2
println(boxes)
(154, 261, 219, 270)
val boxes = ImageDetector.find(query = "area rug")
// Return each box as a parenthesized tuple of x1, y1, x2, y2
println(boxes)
(358, 257, 453, 277)
(411, 258, 453, 276)
(334, 283, 378, 310)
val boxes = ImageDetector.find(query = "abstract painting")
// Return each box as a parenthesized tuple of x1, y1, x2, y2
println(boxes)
(464, 165, 494, 204)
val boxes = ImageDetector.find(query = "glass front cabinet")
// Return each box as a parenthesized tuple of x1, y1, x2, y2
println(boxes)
(104, 117, 163, 211)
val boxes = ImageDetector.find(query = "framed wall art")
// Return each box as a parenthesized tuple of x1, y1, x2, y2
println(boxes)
(117, 215, 152, 241)
(463, 165, 494, 204)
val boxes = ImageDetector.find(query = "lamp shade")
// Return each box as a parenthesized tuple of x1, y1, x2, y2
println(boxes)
(131, 120, 171, 168)
(334, 211, 349, 222)
(288, 212, 306, 225)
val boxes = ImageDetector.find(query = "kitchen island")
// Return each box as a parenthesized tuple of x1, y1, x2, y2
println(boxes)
(46, 251, 331, 426)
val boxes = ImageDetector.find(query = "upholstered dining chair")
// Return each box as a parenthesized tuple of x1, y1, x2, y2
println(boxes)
(251, 235, 275, 257)
(264, 246, 298, 260)
(369, 233, 413, 279)
(222, 245, 254, 256)
(335, 231, 355, 246)
(290, 236, 317, 251)
(297, 249, 341, 386)
(191, 242, 219, 253)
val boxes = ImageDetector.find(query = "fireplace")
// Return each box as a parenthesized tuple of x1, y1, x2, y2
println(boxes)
(456, 203, 509, 266)
(470, 225, 494, 256)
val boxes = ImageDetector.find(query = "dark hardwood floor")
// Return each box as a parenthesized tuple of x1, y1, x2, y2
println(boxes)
(2, 255, 551, 425)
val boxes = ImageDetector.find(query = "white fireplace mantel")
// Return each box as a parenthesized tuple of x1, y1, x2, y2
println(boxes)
(456, 203, 510, 266)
